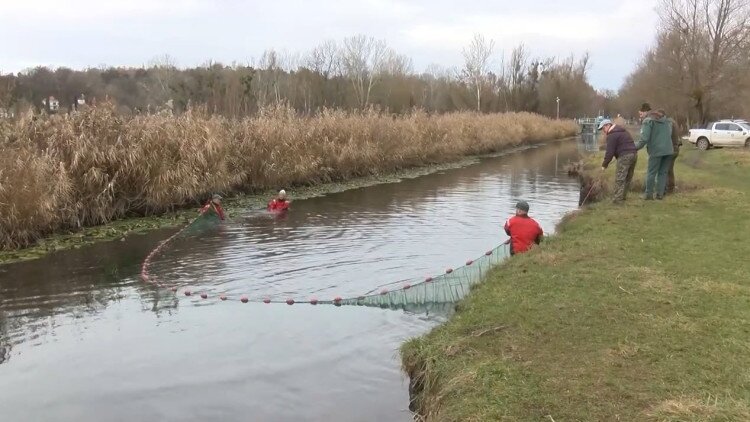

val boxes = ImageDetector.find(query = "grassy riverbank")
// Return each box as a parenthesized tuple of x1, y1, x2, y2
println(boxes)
(402, 147, 750, 421)
(0, 105, 576, 257)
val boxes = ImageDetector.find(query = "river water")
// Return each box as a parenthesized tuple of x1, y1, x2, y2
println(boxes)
(0, 140, 582, 421)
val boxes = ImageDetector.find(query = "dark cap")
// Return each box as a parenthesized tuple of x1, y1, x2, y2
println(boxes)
(640, 102, 652, 112)
(515, 201, 530, 212)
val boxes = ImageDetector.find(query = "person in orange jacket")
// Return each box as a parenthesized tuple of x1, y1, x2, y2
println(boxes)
(268, 190, 290, 212)
(200, 194, 225, 220)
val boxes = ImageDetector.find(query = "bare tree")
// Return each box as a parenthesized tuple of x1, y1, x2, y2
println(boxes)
(305, 40, 341, 109)
(659, 0, 750, 122)
(421, 64, 452, 111)
(497, 44, 532, 112)
(339, 35, 389, 108)
(6, 34, 602, 118)
(254, 49, 297, 106)
(147, 54, 178, 108)
(307, 40, 340, 79)
(462, 33, 494, 112)
(381, 51, 414, 76)
(537, 55, 597, 118)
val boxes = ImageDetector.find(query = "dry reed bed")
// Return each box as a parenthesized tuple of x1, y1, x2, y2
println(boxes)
(0, 105, 577, 250)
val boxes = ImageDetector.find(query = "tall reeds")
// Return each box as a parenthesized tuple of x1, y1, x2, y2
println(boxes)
(0, 105, 577, 249)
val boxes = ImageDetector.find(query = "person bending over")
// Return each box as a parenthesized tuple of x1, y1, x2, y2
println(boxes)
(200, 194, 225, 220)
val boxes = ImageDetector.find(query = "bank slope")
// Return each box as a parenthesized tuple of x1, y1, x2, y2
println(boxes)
(402, 148, 750, 421)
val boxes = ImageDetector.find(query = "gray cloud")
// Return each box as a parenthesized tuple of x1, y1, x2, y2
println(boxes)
(0, 0, 659, 89)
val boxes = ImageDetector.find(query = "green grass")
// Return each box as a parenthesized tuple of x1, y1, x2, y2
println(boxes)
(402, 148, 750, 421)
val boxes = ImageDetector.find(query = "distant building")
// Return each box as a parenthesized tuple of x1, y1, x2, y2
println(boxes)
(42, 96, 60, 113)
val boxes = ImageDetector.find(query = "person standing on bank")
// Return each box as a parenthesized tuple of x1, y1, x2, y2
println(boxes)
(666, 113, 682, 194)
(598, 119, 638, 203)
(636, 103, 674, 200)
(504, 201, 543, 255)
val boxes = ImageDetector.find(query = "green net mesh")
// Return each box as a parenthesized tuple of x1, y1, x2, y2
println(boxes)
(181, 212, 222, 234)
(330, 243, 511, 309)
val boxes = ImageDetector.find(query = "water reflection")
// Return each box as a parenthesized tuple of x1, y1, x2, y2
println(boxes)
(579, 133, 601, 153)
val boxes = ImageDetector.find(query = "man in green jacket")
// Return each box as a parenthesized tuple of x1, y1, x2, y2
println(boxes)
(636, 103, 674, 200)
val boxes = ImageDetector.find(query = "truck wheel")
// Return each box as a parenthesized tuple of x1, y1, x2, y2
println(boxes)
(697, 138, 710, 151)
(745, 139, 750, 148)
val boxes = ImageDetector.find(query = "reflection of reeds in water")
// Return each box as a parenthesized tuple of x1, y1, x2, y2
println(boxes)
(0, 104, 577, 249)
(564, 160, 584, 176)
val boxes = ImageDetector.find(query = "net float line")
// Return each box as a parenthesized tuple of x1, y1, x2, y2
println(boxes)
(141, 239, 512, 310)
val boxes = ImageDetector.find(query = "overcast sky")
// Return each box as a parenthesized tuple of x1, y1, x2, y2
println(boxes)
(0, 0, 659, 90)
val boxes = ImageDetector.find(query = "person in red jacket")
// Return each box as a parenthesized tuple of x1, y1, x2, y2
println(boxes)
(200, 194, 225, 220)
(268, 190, 290, 212)
(503, 201, 543, 255)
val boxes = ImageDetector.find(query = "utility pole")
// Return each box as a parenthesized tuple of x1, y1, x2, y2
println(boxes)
(556, 97, 560, 120)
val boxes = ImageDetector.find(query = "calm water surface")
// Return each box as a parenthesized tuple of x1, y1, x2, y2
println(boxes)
(0, 141, 582, 421)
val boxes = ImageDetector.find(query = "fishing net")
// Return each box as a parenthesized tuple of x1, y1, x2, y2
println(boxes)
(140, 212, 221, 284)
(180, 213, 222, 235)
(330, 244, 511, 309)
(142, 213, 513, 310)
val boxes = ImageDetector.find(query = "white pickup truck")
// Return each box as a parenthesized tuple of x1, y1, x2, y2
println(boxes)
(687, 120, 750, 150)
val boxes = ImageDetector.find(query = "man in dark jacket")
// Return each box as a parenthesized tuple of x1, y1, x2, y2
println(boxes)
(665, 114, 681, 194)
(636, 103, 674, 200)
(598, 119, 638, 203)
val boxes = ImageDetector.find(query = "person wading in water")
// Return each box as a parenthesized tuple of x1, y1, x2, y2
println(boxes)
(268, 189, 290, 212)
(504, 201, 543, 255)
(200, 194, 226, 220)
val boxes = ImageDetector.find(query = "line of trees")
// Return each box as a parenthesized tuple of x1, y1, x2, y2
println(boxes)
(0, 35, 601, 119)
(617, 0, 750, 127)
(3, 1, 746, 126)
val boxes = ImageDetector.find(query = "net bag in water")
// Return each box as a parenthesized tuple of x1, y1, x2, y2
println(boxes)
(333, 243, 512, 309)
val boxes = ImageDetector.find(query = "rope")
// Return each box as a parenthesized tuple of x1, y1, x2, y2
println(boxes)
(140, 215, 202, 288)
(580, 172, 605, 206)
